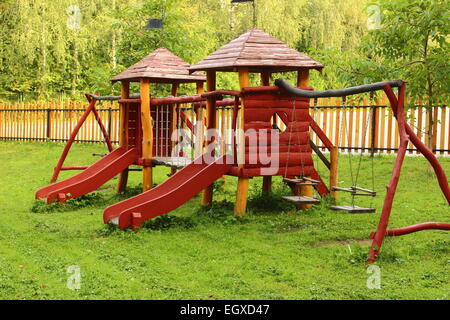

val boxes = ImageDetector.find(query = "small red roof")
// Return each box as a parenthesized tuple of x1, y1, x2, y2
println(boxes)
(112, 48, 206, 83)
(189, 28, 323, 73)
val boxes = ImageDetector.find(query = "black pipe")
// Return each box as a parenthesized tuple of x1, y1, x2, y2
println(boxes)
(275, 78, 404, 98)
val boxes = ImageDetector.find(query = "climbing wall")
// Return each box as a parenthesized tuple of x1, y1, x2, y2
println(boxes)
(229, 87, 314, 177)
(124, 102, 174, 159)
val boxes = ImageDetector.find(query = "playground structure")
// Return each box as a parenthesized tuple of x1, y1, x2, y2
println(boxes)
(36, 29, 449, 263)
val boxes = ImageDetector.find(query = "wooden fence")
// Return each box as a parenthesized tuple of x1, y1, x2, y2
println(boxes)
(0, 99, 448, 155)
(0, 101, 120, 144)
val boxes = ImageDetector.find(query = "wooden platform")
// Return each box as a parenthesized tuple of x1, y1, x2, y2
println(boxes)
(152, 157, 192, 169)
(330, 205, 375, 214)
(282, 196, 321, 205)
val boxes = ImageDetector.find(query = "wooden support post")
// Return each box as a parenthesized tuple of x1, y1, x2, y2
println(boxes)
(261, 71, 272, 194)
(330, 146, 339, 200)
(297, 69, 310, 87)
(195, 81, 204, 158)
(117, 81, 130, 193)
(140, 79, 153, 192)
(170, 83, 179, 175)
(234, 68, 250, 217)
(297, 69, 313, 210)
(201, 72, 216, 207)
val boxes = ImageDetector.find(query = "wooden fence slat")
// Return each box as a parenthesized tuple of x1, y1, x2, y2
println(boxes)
(417, 106, 423, 154)
(387, 108, 393, 153)
(432, 106, 438, 152)
(440, 106, 446, 155)
(348, 100, 354, 151)
(379, 106, 386, 152)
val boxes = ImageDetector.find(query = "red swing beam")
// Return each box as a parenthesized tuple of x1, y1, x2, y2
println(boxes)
(50, 93, 114, 183)
(275, 78, 450, 263)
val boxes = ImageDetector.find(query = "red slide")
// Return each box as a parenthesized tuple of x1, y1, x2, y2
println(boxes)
(103, 154, 232, 229)
(36, 147, 139, 204)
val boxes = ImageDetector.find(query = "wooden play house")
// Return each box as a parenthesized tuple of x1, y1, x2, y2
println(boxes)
(188, 28, 336, 215)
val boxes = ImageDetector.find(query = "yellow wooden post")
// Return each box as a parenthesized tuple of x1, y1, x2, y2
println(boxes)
(297, 69, 313, 210)
(201, 72, 216, 207)
(140, 79, 153, 192)
(330, 146, 339, 200)
(261, 71, 272, 194)
(234, 68, 250, 217)
(297, 69, 310, 87)
(117, 81, 130, 193)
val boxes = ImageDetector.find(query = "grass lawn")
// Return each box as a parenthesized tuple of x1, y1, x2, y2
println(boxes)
(0, 141, 448, 300)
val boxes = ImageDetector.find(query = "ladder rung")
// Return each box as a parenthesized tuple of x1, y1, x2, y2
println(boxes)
(331, 186, 376, 196)
(302, 177, 321, 184)
(283, 178, 301, 184)
(331, 187, 354, 193)
(351, 186, 376, 195)
(330, 205, 375, 214)
(283, 178, 320, 186)
(282, 196, 321, 205)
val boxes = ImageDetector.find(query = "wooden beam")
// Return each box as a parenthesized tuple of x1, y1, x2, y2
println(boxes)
(170, 83, 179, 175)
(140, 79, 153, 192)
(297, 69, 310, 87)
(261, 71, 270, 86)
(234, 68, 250, 217)
(117, 81, 130, 193)
(261, 71, 272, 194)
(195, 81, 205, 158)
(330, 146, 339, 200)
(171, 83, 179, 96)
(201, 72, 216, 207)
(297, 69, 313, 209)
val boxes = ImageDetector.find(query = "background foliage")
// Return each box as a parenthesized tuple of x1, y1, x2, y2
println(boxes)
(0, 0, 448, 103)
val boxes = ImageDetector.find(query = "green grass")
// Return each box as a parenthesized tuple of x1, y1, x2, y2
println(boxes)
(0, 141, 448, 300)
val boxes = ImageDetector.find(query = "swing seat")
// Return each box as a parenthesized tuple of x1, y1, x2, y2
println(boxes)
(282, 196, 321, 205)
(330, 205, 375, 214)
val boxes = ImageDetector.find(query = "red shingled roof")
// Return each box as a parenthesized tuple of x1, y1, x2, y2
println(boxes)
(189, 28, 323, 73)
(112, 48, 206, 83)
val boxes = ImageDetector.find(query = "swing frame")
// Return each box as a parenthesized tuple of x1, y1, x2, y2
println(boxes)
(50, 93, 114, 183)
(276, 78, 450, 263)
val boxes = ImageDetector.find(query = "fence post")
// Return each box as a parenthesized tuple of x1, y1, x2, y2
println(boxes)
(370, 105, 378, 156)
(46, 107, 51, 140)
(107, 104, 113, 139)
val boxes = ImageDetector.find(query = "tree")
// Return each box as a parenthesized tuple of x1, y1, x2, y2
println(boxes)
(361, 0, 449, 148)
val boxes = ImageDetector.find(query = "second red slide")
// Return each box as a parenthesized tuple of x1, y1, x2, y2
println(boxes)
(104, 154, 232, 229)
